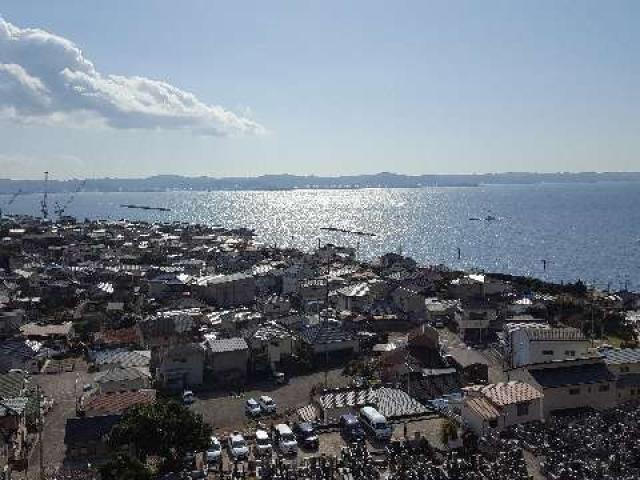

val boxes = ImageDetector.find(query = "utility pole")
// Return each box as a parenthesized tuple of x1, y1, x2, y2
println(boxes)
(37, 384, 43, 480)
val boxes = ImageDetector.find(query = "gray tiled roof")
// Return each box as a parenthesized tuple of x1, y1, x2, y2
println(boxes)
(601, 348, 640, 365)
(299, 324, 354, 346)
(0, 372, 27, 399)
(94, 366, 149, 384)
(205, 337, 248, 353)
(91, 349, 151, 368)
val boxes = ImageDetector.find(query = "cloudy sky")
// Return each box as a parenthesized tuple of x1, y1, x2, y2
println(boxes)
(0, 1, 638, 179)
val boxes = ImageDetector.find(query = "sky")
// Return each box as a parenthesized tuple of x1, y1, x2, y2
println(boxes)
(0, 1, 638, 179)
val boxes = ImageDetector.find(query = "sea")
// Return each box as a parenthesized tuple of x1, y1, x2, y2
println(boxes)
(2, 182, 639, 291)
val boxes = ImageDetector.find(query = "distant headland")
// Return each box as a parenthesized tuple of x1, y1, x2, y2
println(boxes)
(0, 171, 638, 194)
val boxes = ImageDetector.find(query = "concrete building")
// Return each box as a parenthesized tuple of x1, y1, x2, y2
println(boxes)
(192, 272, 256, 307)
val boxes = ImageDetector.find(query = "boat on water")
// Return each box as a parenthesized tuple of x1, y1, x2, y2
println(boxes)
(320, 227, 375, 237)
(120, 204, 171, 212)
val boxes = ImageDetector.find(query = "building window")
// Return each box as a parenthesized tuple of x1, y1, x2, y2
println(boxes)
(621, 366, 630, 373)
(565, 350, 576, 357)
(516, 402, 529, 416)
(598, 384, 610, 392)
(488, 419, 498, 428)
(542, 350, 554, 356)
(569, 388, 580, 395)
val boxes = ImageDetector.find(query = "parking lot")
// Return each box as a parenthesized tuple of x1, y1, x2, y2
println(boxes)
(190, 367, 348, 433)
(196, 416, 447, 477)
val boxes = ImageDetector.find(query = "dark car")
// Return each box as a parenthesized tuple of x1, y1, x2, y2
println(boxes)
(339, 414, 366, 442)
(292, 422, 319, 450)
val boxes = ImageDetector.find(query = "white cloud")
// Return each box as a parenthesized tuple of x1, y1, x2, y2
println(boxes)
(0, 17, 264, 136)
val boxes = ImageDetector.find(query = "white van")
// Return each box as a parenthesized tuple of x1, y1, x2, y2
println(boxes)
(273, 423, 298, 455)
(359, 406, 393, 441)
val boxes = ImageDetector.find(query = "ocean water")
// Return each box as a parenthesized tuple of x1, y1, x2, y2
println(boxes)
(2, 182, 640, 291)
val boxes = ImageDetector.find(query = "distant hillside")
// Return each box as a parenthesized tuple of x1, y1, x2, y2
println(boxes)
(0, 172, 639, 194)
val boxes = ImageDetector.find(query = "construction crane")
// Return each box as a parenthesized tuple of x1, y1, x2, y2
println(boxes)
(0, 189, 22, 217)
(7, 189, 22, 206)
(40, 171, 49, 220)
(54, 180, 86, 220)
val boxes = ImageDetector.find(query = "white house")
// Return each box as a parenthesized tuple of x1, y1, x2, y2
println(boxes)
(509, 326, 591, 368)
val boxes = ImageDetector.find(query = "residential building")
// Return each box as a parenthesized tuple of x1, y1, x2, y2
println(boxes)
(155, 342, 205, 391)
(508, 327, 591, 368)
(202, 337, 249, 383)
(462, 381, 544, 436)
(511, 357, 617, 417)
(600, 347, 640, 404)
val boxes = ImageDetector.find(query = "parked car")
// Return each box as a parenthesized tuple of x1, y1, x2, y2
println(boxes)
(245, 398, 261, 417)
(182, 390, 195, 405)
(359, 406, 392, 441)
(272, 371, 286, 384)
(254, 429, 273, 457)
(206, 436, 222, 465)
(273, 423, 298, 456)
(339, 414, 366, 441)
(228, 432, 249, 461)
(258, 395, 277, 414)
(292, 422, 319, 450)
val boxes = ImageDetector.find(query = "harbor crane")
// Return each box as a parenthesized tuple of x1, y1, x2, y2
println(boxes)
(40, 171, 49, 220)
(54, 180, 86, 220)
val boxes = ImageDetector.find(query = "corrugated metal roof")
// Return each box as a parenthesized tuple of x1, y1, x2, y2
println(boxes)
(525, 327, 586, 342)
(529, 362, 615, 388)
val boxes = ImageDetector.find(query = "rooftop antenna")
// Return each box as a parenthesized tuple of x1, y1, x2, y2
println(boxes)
(40, 171, 49, 220)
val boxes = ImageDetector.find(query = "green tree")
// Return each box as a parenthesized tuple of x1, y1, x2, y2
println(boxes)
(109, 400, 212, 471)
(99, 454, 152, 480)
